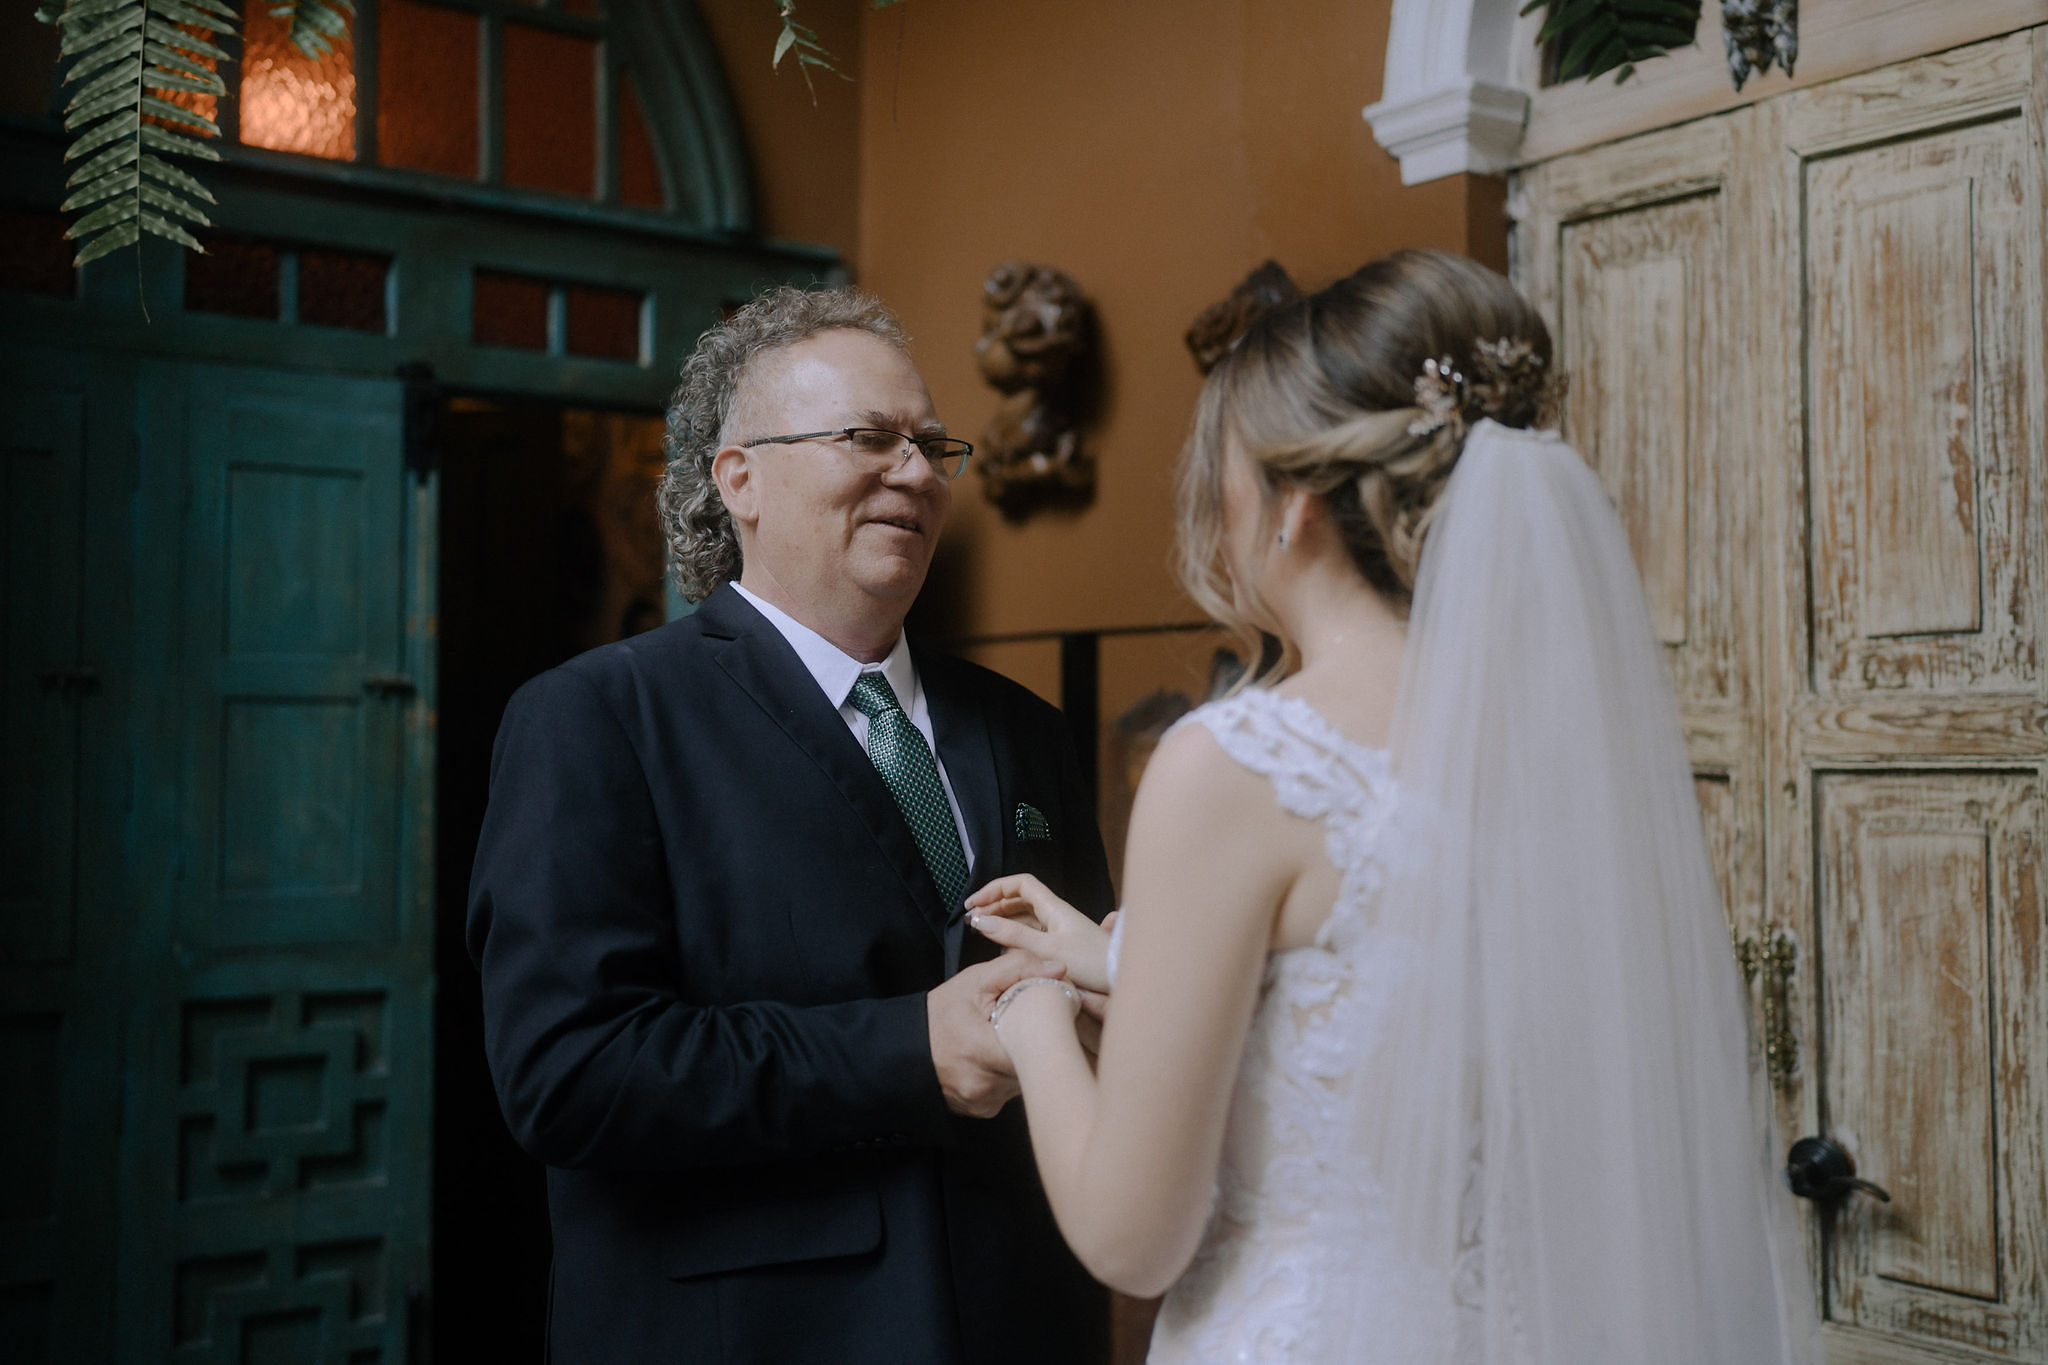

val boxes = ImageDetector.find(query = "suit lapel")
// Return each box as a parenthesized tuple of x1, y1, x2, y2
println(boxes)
(700, 588, 950, 942)
(918, 646, 1006, 976)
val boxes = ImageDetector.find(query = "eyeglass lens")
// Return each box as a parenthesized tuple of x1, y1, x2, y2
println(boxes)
(845, 428, 969, 479)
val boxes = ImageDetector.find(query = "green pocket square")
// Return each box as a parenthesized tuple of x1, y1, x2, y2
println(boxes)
(1014, 802, 1052, 841)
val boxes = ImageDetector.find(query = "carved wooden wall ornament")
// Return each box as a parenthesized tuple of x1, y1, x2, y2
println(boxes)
(1722, 0, 1797, 89)
(1184, 260, 1300, 374)
(973, 261, 1098, 518)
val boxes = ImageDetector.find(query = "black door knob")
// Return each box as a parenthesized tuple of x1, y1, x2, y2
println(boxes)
(1786, 1136, 1891, 1203)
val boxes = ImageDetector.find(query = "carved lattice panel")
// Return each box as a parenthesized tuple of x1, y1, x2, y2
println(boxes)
(171, 992, 401, 1364)
(178, 993, 391, 1199)
(174, 1239, 390, 1364)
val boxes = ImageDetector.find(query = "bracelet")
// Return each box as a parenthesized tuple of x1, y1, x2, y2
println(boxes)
(988, 977, 1081, 1029)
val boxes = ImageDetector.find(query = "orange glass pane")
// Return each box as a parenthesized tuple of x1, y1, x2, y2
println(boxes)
(501, 23, 596, 197)
(377, 0, 479, 178)
(186, 235, 281, 319)
(238, 4, 356, 160)
(564, 285, 642, 361)
(473, 270, 551, 350)
(616, 74, 664, 209)
(299, 247, 390, 332)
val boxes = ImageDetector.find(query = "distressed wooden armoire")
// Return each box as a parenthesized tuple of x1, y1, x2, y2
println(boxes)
(1507, 4, 2048, 1361)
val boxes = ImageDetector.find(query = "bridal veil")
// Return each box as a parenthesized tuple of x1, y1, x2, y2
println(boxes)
(1344, 419, 1822, 1363)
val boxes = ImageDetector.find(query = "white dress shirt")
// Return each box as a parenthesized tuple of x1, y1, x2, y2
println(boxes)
(732, 583, 976, 871)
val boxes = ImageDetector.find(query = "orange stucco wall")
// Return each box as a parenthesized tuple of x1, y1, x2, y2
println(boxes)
(698, 0, 865, 262)
(713, 0, 1508, 708)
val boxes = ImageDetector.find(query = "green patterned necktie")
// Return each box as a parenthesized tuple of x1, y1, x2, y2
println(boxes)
(849, 673, 970, 916)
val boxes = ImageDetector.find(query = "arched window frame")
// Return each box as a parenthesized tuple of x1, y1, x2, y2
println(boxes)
(219, 0, 753, 238)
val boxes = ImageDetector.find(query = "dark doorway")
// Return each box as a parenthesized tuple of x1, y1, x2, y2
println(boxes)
(432, 396, 669, 1360)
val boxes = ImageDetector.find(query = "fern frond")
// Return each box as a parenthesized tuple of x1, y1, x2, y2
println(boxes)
(140, 92, 218, 133)
(49, 0, 232, 272)
(139, 153, 218, 200)
(140, 121, 224, 159)
(145, 38, 227, 81)
(73, 220, 139, 267)
(140, 17, 228, 59)
(66, 140, 139, 187)
(62, 165, 137, 213)
(271, 0, 355, 59)
(140, 208, 204, 250)
(53, 0, 134, 22)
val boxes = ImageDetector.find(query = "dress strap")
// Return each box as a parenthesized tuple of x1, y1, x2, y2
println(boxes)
(1171, 688, 1391, 827)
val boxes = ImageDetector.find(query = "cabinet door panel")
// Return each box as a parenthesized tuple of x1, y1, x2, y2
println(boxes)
(125, 362, 431, 1365)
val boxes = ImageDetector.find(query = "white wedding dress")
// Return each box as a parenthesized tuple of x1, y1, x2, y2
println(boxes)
(1104, 424, 1817, 1365)
(1138, 687, 1452, 1365)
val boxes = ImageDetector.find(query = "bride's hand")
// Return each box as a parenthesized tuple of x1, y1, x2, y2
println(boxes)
(966, 875, 1115, 994)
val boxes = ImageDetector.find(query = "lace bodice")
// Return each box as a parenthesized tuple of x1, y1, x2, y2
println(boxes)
(1132, 687, 1433, 1364)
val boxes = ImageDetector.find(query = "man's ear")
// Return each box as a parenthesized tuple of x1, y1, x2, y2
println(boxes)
(711, 444, 760, 528)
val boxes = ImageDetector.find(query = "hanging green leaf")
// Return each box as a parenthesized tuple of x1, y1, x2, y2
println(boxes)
(271, 0, 353, 59)
(45, 0, 233, 268)
(772, 0, 852, 104)
(1521, 0, 1703, 85)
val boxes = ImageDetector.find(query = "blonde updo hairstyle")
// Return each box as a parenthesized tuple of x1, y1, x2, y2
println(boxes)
(1175, 249, 1554, 683)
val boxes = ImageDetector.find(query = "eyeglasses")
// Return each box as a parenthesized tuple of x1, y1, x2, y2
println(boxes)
(739, 427, 973, 481)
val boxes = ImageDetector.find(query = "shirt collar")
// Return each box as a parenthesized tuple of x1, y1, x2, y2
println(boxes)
(732, 582, 916, 713)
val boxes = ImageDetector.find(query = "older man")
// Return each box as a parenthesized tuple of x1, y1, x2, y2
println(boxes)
(468, 287, 1113, 1364)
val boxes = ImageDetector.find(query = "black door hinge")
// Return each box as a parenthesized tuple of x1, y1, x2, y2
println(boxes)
(398, 361, 441, 486)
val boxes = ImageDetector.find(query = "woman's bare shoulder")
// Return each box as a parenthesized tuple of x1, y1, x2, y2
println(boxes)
(1123, 711, 1315, 903)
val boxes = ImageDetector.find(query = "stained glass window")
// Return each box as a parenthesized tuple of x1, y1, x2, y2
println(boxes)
(472, 270, 646, 363)
(377, 0, 482, 178)
(299, 248, 392, 332)
(473, 271, 553, 350)
(208, 0, 678, 216)
(501, 24, 598, 197)
(186, 235, 282, 319)
(238, 4, 357, 160)
(616, 73, 664, 209)
(564, 285, 643, 362)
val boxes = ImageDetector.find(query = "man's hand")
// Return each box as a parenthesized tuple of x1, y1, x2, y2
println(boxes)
(929, 951, 1063, 1117)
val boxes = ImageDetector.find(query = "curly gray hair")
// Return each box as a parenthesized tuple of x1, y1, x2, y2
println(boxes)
(658, 285, 910, 602)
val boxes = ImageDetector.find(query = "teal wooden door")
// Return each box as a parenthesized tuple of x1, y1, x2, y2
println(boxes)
(1, 354, 129, 1363)
(123, 362, 434, 1364)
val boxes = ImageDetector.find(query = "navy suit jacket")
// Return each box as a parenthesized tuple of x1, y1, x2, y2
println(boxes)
(468, 585, 1113, 1365)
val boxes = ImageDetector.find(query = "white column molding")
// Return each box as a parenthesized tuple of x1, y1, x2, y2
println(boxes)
(1363, 0, 1532, 184)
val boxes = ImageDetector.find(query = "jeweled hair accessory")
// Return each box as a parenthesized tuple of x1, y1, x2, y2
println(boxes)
(1407, 337, 1565, 439)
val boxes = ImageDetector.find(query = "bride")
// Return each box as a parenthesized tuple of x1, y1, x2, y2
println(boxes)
(965, 250, 1819, 1363)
